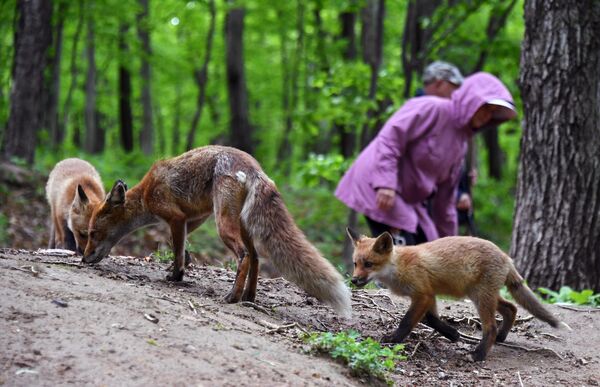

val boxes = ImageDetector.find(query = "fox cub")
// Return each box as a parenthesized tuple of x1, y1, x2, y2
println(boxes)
(347, 229, 560, 361)
(46, 158, 105, 253)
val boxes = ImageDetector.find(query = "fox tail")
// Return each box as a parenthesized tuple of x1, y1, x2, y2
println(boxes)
(505, 264, 559, 328)
(240, 173, 352, 318)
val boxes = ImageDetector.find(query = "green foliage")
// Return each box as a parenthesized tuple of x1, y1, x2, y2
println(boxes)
(537, 286, 600, 307)
(0, 213, 9, 245)
(297, 153, 351, 188)
(303, 330, 405, 383)
(151, 249, 174, 263)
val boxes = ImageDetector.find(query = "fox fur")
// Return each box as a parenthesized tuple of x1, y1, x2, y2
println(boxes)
(46, 158, 105, 253)
(82, 146, 351, 317)
(347, 229, 560, 361)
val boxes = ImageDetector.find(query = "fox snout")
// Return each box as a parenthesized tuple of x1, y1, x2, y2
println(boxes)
(82, 246, 107, 264)
(351, 276, 369, 288)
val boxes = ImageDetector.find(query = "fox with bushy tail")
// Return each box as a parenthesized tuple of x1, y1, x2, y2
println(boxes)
(82, 145, 351, 317)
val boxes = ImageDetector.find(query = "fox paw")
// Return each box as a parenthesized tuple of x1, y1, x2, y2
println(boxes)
(380, 333, 403, 344)
(166, 270, 184, 282)
(224, 291, 240, 304)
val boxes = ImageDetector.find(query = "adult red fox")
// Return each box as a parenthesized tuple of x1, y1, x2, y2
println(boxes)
(347, 229, 560, 361)
(82, 146, 351, 317)
(46, 158, 105, 253)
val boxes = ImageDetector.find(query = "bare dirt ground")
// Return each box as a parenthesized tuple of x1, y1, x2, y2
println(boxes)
(1, 248, 599, 387)
(1, 163, 600, 386)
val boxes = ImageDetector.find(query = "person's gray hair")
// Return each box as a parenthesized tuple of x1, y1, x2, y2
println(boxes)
(422, 61, 464, 86)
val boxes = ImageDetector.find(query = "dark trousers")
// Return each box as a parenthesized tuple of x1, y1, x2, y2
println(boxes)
(365, 216, 428, 246)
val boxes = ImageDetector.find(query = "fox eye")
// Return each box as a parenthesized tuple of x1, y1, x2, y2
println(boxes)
(364, 261, 373, 268)
(353, 262, 357, 267)
(79, 231, 88, 238)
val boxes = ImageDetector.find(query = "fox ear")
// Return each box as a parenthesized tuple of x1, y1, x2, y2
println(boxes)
(107, 180, 127, 206)
(346, 227, 361, 245)
(373, 232, 394, 254)
(76, 184, 89, 205)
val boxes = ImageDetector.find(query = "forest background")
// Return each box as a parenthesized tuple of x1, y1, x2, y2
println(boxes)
(1, 0, 597, 293)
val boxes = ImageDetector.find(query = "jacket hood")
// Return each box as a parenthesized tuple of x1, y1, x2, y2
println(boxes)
(451, 72, 516, 131)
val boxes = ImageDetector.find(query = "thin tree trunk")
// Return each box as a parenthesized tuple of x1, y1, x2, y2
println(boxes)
(185, 0, 216, 151)
(137, 0, 153, 155)
(84, 5, 102, 154)
(359, 0, 384, 147)
(62, 0, 84, 146)
(225, 5, 253, 154)
(118, 23, 133, 152)
(512, 0, 600, 291)
(400, 0, 440, 98)
(473, 0, 518, 180)
(172, 84, 182, 154)
(1, 0, 52, 164)
(47, 0, 65, 147)
(336, 8, 357, 159)
(277, 1, 305, 162)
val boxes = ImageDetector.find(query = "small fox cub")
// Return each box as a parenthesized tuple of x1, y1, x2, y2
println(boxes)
(347, 229, 560, 361)
(46, 158, 105, 253)
(82, 145, 351, 317)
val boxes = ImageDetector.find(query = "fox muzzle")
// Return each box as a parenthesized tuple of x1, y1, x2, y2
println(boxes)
(351, 276, 369, 288)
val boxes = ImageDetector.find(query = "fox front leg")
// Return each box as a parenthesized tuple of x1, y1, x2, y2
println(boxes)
(166, 220, 187, 282)
(381, 295, 433, 343)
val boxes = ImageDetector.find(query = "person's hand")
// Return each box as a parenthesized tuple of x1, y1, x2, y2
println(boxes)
(468, 168, 478, 187)
(456, 193, 472, 212)
(376, 188, 396, 211)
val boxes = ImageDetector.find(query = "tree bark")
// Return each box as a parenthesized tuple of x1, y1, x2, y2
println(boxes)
(118, 23, 133, 152)
(137, 0, 154, 155)
(512, 0, 600, 291)
(225, 5, 253, 154)
(83, 5, 102, 154)
(185, 0, 216, 151)
(1, 0, 52, 164)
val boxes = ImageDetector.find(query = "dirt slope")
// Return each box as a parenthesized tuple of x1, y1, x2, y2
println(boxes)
(1, 249, 599, 386)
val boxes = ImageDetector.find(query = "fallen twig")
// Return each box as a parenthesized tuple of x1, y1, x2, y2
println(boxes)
(517, 371, 524, 387)
(459, 332, 563, 359)
(352, 294, 399, 320)
(188, 299, 197, 314)
(556, 304, 600, 312)
(240, 301, 271, 315)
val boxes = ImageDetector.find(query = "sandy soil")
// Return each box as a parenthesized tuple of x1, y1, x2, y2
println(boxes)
(1, 248, 599, 386)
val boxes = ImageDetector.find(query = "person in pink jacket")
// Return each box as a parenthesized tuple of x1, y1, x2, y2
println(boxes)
(335, 72, 516, 245)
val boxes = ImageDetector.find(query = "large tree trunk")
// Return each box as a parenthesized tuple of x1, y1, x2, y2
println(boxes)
(1, 0, 52, 164)
(137, 0, 154, 155)
(83, 5, 102, 154)
(118, 23, 133, 153)
(512, 0, 600, 291)
(185, 0, 216, 151)
(225, 5, 253, 154)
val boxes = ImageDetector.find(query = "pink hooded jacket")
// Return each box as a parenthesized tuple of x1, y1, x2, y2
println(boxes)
(335, 72, 515, 241)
